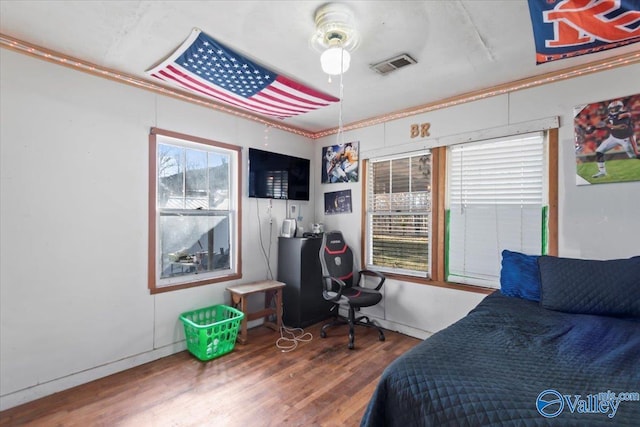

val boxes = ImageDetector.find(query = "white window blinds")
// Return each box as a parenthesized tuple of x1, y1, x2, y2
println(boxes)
(366, 152, 431, 276)
(447, 132, 545, 288)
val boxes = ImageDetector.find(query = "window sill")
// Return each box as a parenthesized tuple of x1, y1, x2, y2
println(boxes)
(381, 272, 496, 295)
(149, 272, 242, 294)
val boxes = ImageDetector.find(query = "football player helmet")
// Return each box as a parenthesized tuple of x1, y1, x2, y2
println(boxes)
(608, 100, 623, 114)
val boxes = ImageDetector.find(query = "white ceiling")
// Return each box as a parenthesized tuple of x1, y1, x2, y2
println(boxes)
(1, 0, 639, 133)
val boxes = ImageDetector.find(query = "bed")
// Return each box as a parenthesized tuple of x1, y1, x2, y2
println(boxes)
(361, 253, 640, 426)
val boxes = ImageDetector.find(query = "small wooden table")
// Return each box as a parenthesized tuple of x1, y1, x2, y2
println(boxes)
(226, 280, 285, 344)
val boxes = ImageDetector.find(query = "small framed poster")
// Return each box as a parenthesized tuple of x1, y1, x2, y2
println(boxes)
(324, 190, 352, 215)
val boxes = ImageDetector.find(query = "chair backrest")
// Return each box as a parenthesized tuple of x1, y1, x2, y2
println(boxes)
(320, 231, 354, 289)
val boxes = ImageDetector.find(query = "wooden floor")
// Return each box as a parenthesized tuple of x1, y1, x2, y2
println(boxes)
(0, 322, 421, 427)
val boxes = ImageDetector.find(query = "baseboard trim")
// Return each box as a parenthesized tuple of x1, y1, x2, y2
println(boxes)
(366, 317, 433, 341)
(0, 341, 186, 411)
(334, 307, 433, 341)
(1, 318, 428, 411)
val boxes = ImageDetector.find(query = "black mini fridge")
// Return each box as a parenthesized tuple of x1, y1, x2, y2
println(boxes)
(277, 236, 333, 328)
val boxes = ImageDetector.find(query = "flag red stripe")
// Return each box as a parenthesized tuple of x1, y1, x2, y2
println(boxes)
(252, 91, 316, 113)
(166, 65, 302, 115)
(276, 75, 339, 102)
(162, 65, 299, 117)
(265, 83, 333, 108)
(251, 80, 330, 111)
(155, 69, 292, 118)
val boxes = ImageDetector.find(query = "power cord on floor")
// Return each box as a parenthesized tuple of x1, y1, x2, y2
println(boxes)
(276, 325, 313, 352)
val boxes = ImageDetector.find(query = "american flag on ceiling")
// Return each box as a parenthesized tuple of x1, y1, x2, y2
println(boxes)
(527, 0, 640, 64)
(147, 29, 339, 119)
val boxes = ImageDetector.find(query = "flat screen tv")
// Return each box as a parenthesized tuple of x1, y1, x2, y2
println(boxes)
(248, 148, 310, 201)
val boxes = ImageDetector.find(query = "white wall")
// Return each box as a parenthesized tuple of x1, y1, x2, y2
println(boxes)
(313, 63, 640, 339)
(2, 46, 639, 410)
(0, 49, 313, 410)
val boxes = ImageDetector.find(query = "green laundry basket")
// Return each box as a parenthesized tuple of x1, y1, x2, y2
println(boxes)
(179, 304, 244, 361)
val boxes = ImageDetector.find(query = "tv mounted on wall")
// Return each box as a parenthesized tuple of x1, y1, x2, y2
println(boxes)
(248, 148, 310, 201)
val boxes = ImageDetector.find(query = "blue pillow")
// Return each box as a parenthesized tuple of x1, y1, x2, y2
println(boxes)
(538, 255, 640, 317)
(500, 250, 541, 302)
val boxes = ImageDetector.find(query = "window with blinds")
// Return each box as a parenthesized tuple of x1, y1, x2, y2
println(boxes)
(447, 132, 546, 288)
(366, 152, 431, 276)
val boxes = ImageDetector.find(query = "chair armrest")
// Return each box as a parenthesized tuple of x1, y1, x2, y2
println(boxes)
(358, 269, 386, 291)
(323, 275, 346, 302)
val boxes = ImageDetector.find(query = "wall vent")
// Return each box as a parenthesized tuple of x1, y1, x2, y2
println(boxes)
(370, 53, 417, 75)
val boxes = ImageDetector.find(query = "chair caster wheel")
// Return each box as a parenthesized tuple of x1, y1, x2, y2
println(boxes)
(320, 330, 327, 338)
(348, 342, 354, 350)
(379, 335, 385, 342)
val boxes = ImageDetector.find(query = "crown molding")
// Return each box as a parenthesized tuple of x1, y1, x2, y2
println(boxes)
(314, 49, 640, 138)
(2, 32, 639, 140)
(0, 33, 314, 138)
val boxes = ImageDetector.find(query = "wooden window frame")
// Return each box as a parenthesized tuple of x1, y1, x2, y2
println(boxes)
(148, 127, 242, 294)
(362, 129, 558, 295)
(363, 154, 431, 278)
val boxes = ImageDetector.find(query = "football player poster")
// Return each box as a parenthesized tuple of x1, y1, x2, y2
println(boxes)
(321, 141, 359, 184)
(574, 94, 640, 185)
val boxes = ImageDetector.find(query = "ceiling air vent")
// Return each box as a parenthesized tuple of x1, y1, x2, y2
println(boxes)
(370, 53, 417, 75)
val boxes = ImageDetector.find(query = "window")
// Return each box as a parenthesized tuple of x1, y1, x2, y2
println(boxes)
(363, 128, 557, 293)
(148, 128, 241, 293)
(365, 152, 431, 276)
(447, 132, 546, 288)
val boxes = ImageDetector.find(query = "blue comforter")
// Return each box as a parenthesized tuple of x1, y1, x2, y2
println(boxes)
(361, 292, 640, 426)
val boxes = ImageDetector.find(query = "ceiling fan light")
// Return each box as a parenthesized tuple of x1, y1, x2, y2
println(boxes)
(320, 47, 350, 75)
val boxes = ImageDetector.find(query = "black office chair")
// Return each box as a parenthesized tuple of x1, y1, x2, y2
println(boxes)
(319, 230, 386, 349)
